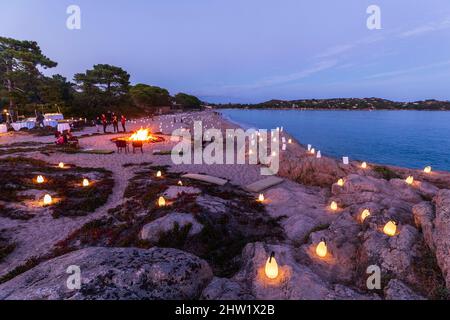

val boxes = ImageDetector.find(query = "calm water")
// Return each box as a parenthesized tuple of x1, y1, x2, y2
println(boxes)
(221, 109, 450, 172)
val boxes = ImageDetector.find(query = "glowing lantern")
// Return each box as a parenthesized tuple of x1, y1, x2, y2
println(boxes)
(337, 179, 344, 187)
(82, 178, 90, 187)
(156, 171, 162, 178)
(316, 238, 328, 258)
(310, 148, 316, 155)
(272, 151, 277, 156)
(288, 139, 292, 144)
(361, 209, 371, 222)
(178, 180, 183, 186)
(36, 175, 45, 184)
(330, 201, 338, 211)
(424, 166, 432, 174)
(361, 162, 367, 169)
(264, 252, 279, 279)
(405, 176, 414, 185)
(58, 162, 65, 169)
(258, 194, 265, 202)
(383, 221, 397, 236)
(43, 194, 52, 205)
(158, 196, 166, 207)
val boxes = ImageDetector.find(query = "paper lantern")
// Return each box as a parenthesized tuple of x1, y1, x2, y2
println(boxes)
(424, 166, 432, 174)
(36, 175, 44, 184)
(316, 239, 328, 258)
(58, 162, 65, 169)
(405, 176, 414, 185)
(288, 139, 292, 144)
(361, 209, 371, 222)
(82, 178, 90, 187)
(330, 201, 338, 211)
(310, 148, 316, 155)
(383, 221, 397, 236)
(156, 171, 162, 178)
(264, 252, 279, 279)
(258, 194, 265, 202)
(178, 180, 183, 186)
(337, 179, 344, 187)
(43, 194, 52, 205)
(361, 162, 367, 169)
(158, 196, 166, 207)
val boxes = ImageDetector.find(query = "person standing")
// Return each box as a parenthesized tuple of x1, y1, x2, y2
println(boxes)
(95, 116, 101, 133)
(120, 115, 127, 132)
(36, 111, 45, 127)
(101, 114, 108, 133)
(112, 115, 119, 133)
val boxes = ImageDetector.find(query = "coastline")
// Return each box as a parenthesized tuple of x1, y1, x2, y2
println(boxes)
(0, 110, 450, 300)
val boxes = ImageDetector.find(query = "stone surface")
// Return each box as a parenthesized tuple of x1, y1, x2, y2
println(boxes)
(163, 186, 201, 199)
(201, 277, 254, 300)
(412, 201, 435, 251)
(231, 242, 377, 300)
(0, 247, 213, 300)
(140, 212, 203, 243)
(433, 190, 450, 288)
(279, 154, 347, 187)
(384, 279, 425, 300)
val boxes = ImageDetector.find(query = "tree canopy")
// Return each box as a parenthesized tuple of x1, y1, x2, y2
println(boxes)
(130, 84, 171, 111)
(0, 36, 57, 116)
(73, 64, 132, 117)
(0, 37, 203, 120)
(175, 93, 202, 109)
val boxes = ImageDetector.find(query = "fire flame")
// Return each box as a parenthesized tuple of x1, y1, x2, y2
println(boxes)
(129, 128, 153, 142)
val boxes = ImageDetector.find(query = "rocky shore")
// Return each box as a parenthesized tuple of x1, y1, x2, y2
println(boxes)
(0, 111, 449, 300)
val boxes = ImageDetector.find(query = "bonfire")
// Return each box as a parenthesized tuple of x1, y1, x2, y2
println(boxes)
(129, 128, 155, 142)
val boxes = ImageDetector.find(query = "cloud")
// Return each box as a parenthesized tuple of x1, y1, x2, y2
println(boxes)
(196, 60, 339, 97)
(364, 60, 450, 80)
(398, 17, 450, 38)
(316, 44, 355, 58)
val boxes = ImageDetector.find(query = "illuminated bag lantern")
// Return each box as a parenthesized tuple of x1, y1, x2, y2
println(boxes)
(265, 252, 279, 279)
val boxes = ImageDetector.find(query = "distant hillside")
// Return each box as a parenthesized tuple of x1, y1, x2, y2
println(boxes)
(211, 98, 450, 110)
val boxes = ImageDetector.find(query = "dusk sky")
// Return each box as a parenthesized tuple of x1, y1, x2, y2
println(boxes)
(1, 0, 450, 103)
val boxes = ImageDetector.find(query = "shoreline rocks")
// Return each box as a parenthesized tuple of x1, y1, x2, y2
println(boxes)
(0, 247, 213, 300)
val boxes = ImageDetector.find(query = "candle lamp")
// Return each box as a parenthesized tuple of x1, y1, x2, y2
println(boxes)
(264, 252, 279, 279)
(258, 193, 265, 202)
(316, 238, 328, 258)
(361, 209, 371, 222)
(330, 201, 338, 211)
(43, 194, 52, 206)
(405, 176, 414, 185)
(158, 196, 166, 207)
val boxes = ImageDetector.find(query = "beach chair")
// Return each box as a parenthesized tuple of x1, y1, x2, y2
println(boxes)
(115, 140, 129, 154)
(132, 141, 143, 154)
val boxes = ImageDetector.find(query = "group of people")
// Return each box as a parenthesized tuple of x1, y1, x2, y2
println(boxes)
(55, 130, 79, 147)
(96, 112, 127, 133)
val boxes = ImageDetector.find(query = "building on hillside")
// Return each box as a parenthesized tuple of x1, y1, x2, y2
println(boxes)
(156, 106, 172, 114)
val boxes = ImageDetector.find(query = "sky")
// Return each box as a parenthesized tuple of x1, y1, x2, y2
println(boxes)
(1, 0, 450, 103)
